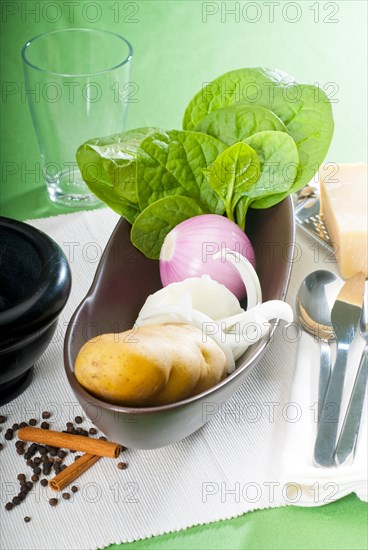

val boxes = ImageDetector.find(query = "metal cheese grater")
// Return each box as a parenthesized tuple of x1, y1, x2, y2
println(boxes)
(294, 186, 334, 253)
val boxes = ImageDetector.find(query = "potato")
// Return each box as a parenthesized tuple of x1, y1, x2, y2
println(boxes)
(74, 323, 227, 406)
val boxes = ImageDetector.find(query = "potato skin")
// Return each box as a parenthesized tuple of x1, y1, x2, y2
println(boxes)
(74, 323, 227, 406)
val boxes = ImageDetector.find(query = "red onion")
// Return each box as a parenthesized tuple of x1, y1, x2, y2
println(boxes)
(159, 214, 256, 300)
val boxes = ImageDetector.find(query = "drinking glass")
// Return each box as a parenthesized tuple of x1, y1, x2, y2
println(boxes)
(22, 28, 133, 207)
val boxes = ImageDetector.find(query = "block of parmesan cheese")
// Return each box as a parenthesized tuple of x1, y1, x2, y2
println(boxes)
(320, 163, 367, 279)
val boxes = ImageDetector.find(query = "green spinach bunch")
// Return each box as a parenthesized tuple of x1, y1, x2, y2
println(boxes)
(76, 67, 334, 259)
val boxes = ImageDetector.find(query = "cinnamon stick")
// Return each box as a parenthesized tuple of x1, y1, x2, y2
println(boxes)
(49, 454, 100, 491)
(18, 427, 122, 458)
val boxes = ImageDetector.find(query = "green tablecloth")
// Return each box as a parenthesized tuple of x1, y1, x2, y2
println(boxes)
(1, 2, 367, 549)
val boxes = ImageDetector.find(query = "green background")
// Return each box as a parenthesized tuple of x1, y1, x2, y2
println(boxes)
(1, 1, 367, 549)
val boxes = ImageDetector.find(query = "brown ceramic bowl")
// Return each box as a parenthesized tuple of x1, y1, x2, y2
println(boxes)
(64, 198, 294, 449)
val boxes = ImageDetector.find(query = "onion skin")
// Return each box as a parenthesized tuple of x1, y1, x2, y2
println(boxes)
(160, 214, 256, 300)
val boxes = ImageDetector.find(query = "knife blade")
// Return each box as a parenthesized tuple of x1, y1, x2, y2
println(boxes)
(314, 272, 366, 467)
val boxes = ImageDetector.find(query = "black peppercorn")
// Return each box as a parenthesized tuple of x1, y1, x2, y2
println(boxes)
(5, 429, 13, 441)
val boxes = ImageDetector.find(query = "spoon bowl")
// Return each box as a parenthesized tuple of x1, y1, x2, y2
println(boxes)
(296, 270, 342, 340)
(296, 270, 343, 422)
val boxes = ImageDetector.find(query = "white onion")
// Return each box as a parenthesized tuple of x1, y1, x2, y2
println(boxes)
(135, 276, 240, 371)
(135, 270, 293, 374)
(212, 249, 261, 310)
(136, 275, 243, 323)
(160, 214, 256, 300)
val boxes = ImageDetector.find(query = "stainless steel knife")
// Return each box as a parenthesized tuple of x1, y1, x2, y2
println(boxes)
(314, 272, 366, 467)
(334, 348, 367, 465)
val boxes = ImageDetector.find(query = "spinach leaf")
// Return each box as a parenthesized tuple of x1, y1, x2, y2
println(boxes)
(76, 127, 158, 224)
(235, 131, 299, 227)
(183, 68, 296, 130)
(137, 130, 227, 214)
(250, 84, 333, 206)
(183, 68, 333, 199)
(131, 195, 203, 259)
(195, 104, 287, 145)
(205, 142, 260, 221)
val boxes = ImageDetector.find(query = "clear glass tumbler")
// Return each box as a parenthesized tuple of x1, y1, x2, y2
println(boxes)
(22, 29, 133, 207)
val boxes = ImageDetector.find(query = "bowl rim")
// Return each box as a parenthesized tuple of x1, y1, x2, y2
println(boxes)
(64, 197, 295, 415)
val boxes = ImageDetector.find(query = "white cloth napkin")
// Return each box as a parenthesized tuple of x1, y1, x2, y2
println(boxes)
(280, 331, 367, 505)
(0, 208, 366, 550)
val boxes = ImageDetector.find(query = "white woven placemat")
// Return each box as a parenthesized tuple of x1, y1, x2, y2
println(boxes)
(0, 208, 366, 550)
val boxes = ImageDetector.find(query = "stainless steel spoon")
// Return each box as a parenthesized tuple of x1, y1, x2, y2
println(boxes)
(296, 270, 342, 422)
